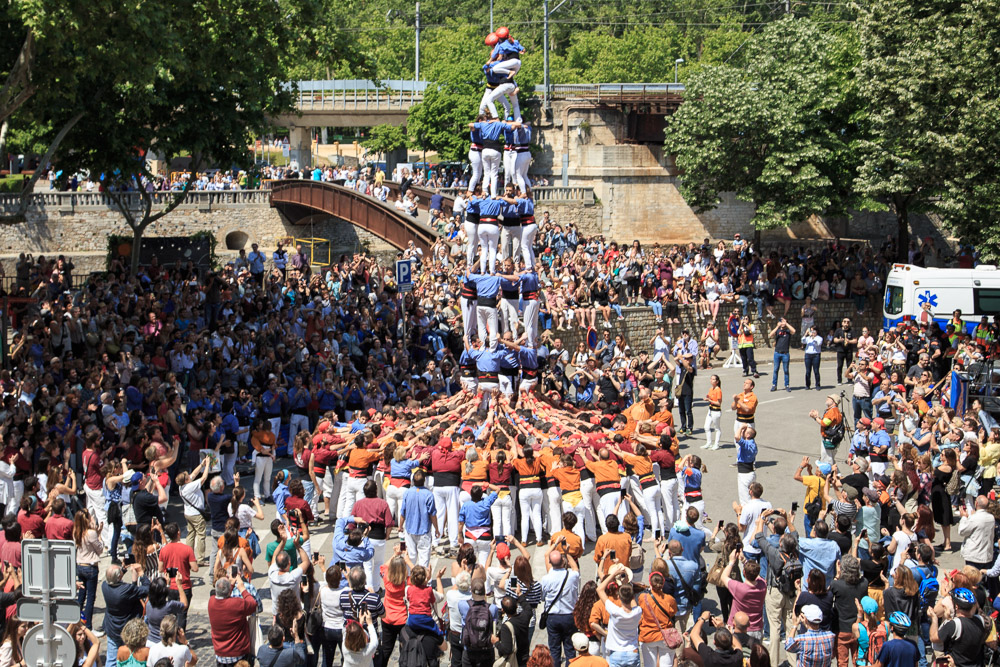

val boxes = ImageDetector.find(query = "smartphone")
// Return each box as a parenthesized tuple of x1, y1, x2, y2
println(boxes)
(124, 553, 136, 566)
(861, 529, 868, 538)
(230, 564, 238, 577)
(167, 567, 178, 578)
(791, 502, 798, 513)
(400, 543, 406, 552)
(608, 550, 616, 560)
(717, 519, 724, 528)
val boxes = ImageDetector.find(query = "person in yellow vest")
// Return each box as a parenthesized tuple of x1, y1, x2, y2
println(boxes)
(737, 316, 759, 378)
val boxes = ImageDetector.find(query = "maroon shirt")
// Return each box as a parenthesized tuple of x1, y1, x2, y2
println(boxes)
(44, 514, 74, 540)
(352, 497, 394, 539)
(649, 448, 676, 480)
(17, 509, 43, 539)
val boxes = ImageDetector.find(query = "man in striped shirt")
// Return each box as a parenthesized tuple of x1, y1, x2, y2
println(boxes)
(784, 604, 835, 667)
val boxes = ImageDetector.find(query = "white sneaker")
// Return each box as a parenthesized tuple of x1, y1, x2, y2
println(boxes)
(709, 444, 721, 450)
(700, 443, 710, 449)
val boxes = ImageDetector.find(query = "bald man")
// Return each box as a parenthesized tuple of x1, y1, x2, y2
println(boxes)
(541, 544, 581, 666)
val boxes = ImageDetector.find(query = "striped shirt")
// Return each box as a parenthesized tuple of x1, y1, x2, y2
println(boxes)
(339, 588, 385, 621)
(505, 577, 543, 608)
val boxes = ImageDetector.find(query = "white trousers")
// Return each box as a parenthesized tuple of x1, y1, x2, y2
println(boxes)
(561, 499, 587, 544)
(363, 538, 386, 592)
(523, 299, 540, 347)
(640, 640, 675, 667)
(642, 484, 665, 539)
(499, 298, 520, 336)
(385, 484, 407, 533)
(406, 531, 433, 568)
(518, 488, 543, 543)
(579, 477, 599, 542)
(503, 150, 517, 186)
(464, 223, 480, 269)
(468, 149, 483, 193)
(85, 486, 110, 547)
(597, 491, 623, 530)
(704, 410, 722, 448)
(477, 223, 500, 273)
(733, 419, 754, 440)
(659, 478, 680, 527)
(499, 374, 516, 397)
(514, 151, 531, 194)
(433, 485, 460, 547)
(339, 475, 369, 518)
(482, 83, 519, 121)
(267, 417, 282, 441)
(544, 486, 563, 535)
(288, 414, 310, 450)
(482, 149, 503, 197)
(491, 492, 515, 538)
(737, 471, 756, 507)
(254, 455, 274, 500)
(499, 225, 522, 266)
(520, 224, 537, 268)
(478, 382, 498, 410)
(460, 377, 479, 393)
(477, 305, 499, 350)
(461, 295, 477, 339)
(491, 58, 521, 79)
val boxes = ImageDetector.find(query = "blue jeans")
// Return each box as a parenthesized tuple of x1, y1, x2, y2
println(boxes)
(546, 613, 577, 667)
(853, 395, 872, 424)
(804, 353, 821, 388)
(322, 627, 342, 667)
(608, 650, 640, 667)
(77, 564, 99, 628)
(772, 352, 790, 388)
(106, 635, 119, 667)
(647, 301, 662, 318)
(612, 304, 623, 318)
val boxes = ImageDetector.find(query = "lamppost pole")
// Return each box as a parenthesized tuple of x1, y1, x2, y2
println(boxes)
(675, 58, 684, 84)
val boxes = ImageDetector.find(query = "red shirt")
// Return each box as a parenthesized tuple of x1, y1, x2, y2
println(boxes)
(429, 448, 463, 474)
(352, 497, 394, 539)
(208, 589, 258, 658)
(44, 515, 74, 540)
(0, 541, 20, 568)
(159, 541, 196, 590)
(16, 509, 43, 539)
(285, 495, 313, 532)
(82, 449, 104, 491)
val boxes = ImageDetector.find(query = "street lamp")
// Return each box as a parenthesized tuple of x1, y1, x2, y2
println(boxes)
(543, 0, 572, 113)
(674, 58, 684, 84)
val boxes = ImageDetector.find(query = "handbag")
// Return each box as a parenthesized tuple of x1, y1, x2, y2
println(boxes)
(705, 553, 727, 588)
(946, 469, 962, 496)
(538, 570, 569, 630)
(493, 621, 517, 667)
(305, 587, 325, 637)
(639, 593, 683, 649)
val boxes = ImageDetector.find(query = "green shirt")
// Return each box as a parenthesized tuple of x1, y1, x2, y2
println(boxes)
(265, 536, 304, 568)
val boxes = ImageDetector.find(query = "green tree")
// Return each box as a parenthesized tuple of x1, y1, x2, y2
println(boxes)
(362, 124, 407, 163)
(854, 0, 1000, 260)
(665, 17, 860, 232)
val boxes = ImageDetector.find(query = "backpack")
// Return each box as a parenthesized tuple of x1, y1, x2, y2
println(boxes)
(918, 575, 940, 611)
(398, 626, 430, 667)
(462, 602, 494, 651)
(629, 540, 645, 571)
(824, 420, 845, 446)
(777, 552, 803, 598)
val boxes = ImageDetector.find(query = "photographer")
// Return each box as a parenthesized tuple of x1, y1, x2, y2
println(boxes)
(768, 317, 796, 393)
(736, 317, 759, 379)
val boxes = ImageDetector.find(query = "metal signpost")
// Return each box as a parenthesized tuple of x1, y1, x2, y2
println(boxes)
(20, 539, 78, 667)
(395, 258, 413, 293)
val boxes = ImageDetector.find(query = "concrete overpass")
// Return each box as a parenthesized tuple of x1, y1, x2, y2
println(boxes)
(276, 80, 685, 168)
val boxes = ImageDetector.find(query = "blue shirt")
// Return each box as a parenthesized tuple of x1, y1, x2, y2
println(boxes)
(665, 556, 701, 615)
(520, 271, 539, 293)
(466, 196, 482, 217)
(400, 487, 436, 535)
(332, 517, 374, 568)
(272, 482, 290, 519)
(470, 274, 502, 300)
(517, 347, 538, 370)
(458, 492, 498, 529)
(491, 39, 524, 59)
(390, 459, 419, 480)
(540, 568, 580, 616)
(478, 198, 506, 219)
(736, 438, 758, 464)
(870, 429, 891, 455)
(262, 389, 285, 416)
(798, 537, 842, 582)
(498, 348, 519, 371)
(516, 197, 534, 218)
(513, 126, 531, 146)
(876, 638, 921, 667)
(476, 121, 514, 143)
(667, 524, 706, 563)
(288, 387, 310, 411)
(470, 126, 483, 144)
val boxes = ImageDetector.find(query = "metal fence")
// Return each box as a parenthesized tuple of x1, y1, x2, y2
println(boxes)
(0, 190, 272, 212)
(294, 79, 427, 111)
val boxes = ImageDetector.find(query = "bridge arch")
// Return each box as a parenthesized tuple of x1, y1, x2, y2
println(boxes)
(269, 180, 438, 253)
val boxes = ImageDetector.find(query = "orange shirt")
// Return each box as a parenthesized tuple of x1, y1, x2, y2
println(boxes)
(585, 459, 621, 484)
(623, 453, 653, 478)
(251, 430, 276, 454)
(593, 532, 633, 575)
(637, 591, 678, 642)
(551, 529, 584, 560)
(512, 458, 544, 487)
(706, 387, 722, 410)
(735, 391, 758, 420)
(570, 657, 609, 667)
(539, 449, 559, 482)
(552, 466, 581, 493)
(348, 448, 382, 477)
(461, 457, 489, 483)
(821, 407, 842, 437)
(587, 593, 613, 634)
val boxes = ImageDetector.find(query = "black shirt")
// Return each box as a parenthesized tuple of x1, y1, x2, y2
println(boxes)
(832, 327, 854, 353)
(697, 644, 744, 667)
(829, 531, 852, 557)
(841, 473, 869, 495)
(207, 491, 233, 532)
(773, 328, 791, 354)
(829, 578, 868, 633)
(132, 490, 164, 528)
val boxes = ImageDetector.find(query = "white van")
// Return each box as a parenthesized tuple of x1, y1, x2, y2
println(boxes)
(883, 263, 1000, 332)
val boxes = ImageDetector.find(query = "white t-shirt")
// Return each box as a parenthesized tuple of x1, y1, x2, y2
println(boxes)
(740, 499, 773, 554)
(890, 530, 913, 575)
(147, 642, 192, 667)
(268, 563, 304, 615)
(604, 599, 642, 652)
(180, 480, 205, 518)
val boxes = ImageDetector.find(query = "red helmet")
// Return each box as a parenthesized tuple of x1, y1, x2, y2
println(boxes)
(496, 26, 510, 39)
(485, 32, 499, 46)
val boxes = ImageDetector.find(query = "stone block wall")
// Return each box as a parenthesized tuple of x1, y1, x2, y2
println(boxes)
(542, 296, 884, 356)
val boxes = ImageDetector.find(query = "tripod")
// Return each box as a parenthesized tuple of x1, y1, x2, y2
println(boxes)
(835, 389, 855, 437)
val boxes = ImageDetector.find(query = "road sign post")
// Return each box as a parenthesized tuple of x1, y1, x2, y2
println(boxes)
(395, 259, 413, 293)
(21, 539, 77, 667)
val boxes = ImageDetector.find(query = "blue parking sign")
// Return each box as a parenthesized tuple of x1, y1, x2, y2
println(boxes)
(396, 259, 413, 292)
